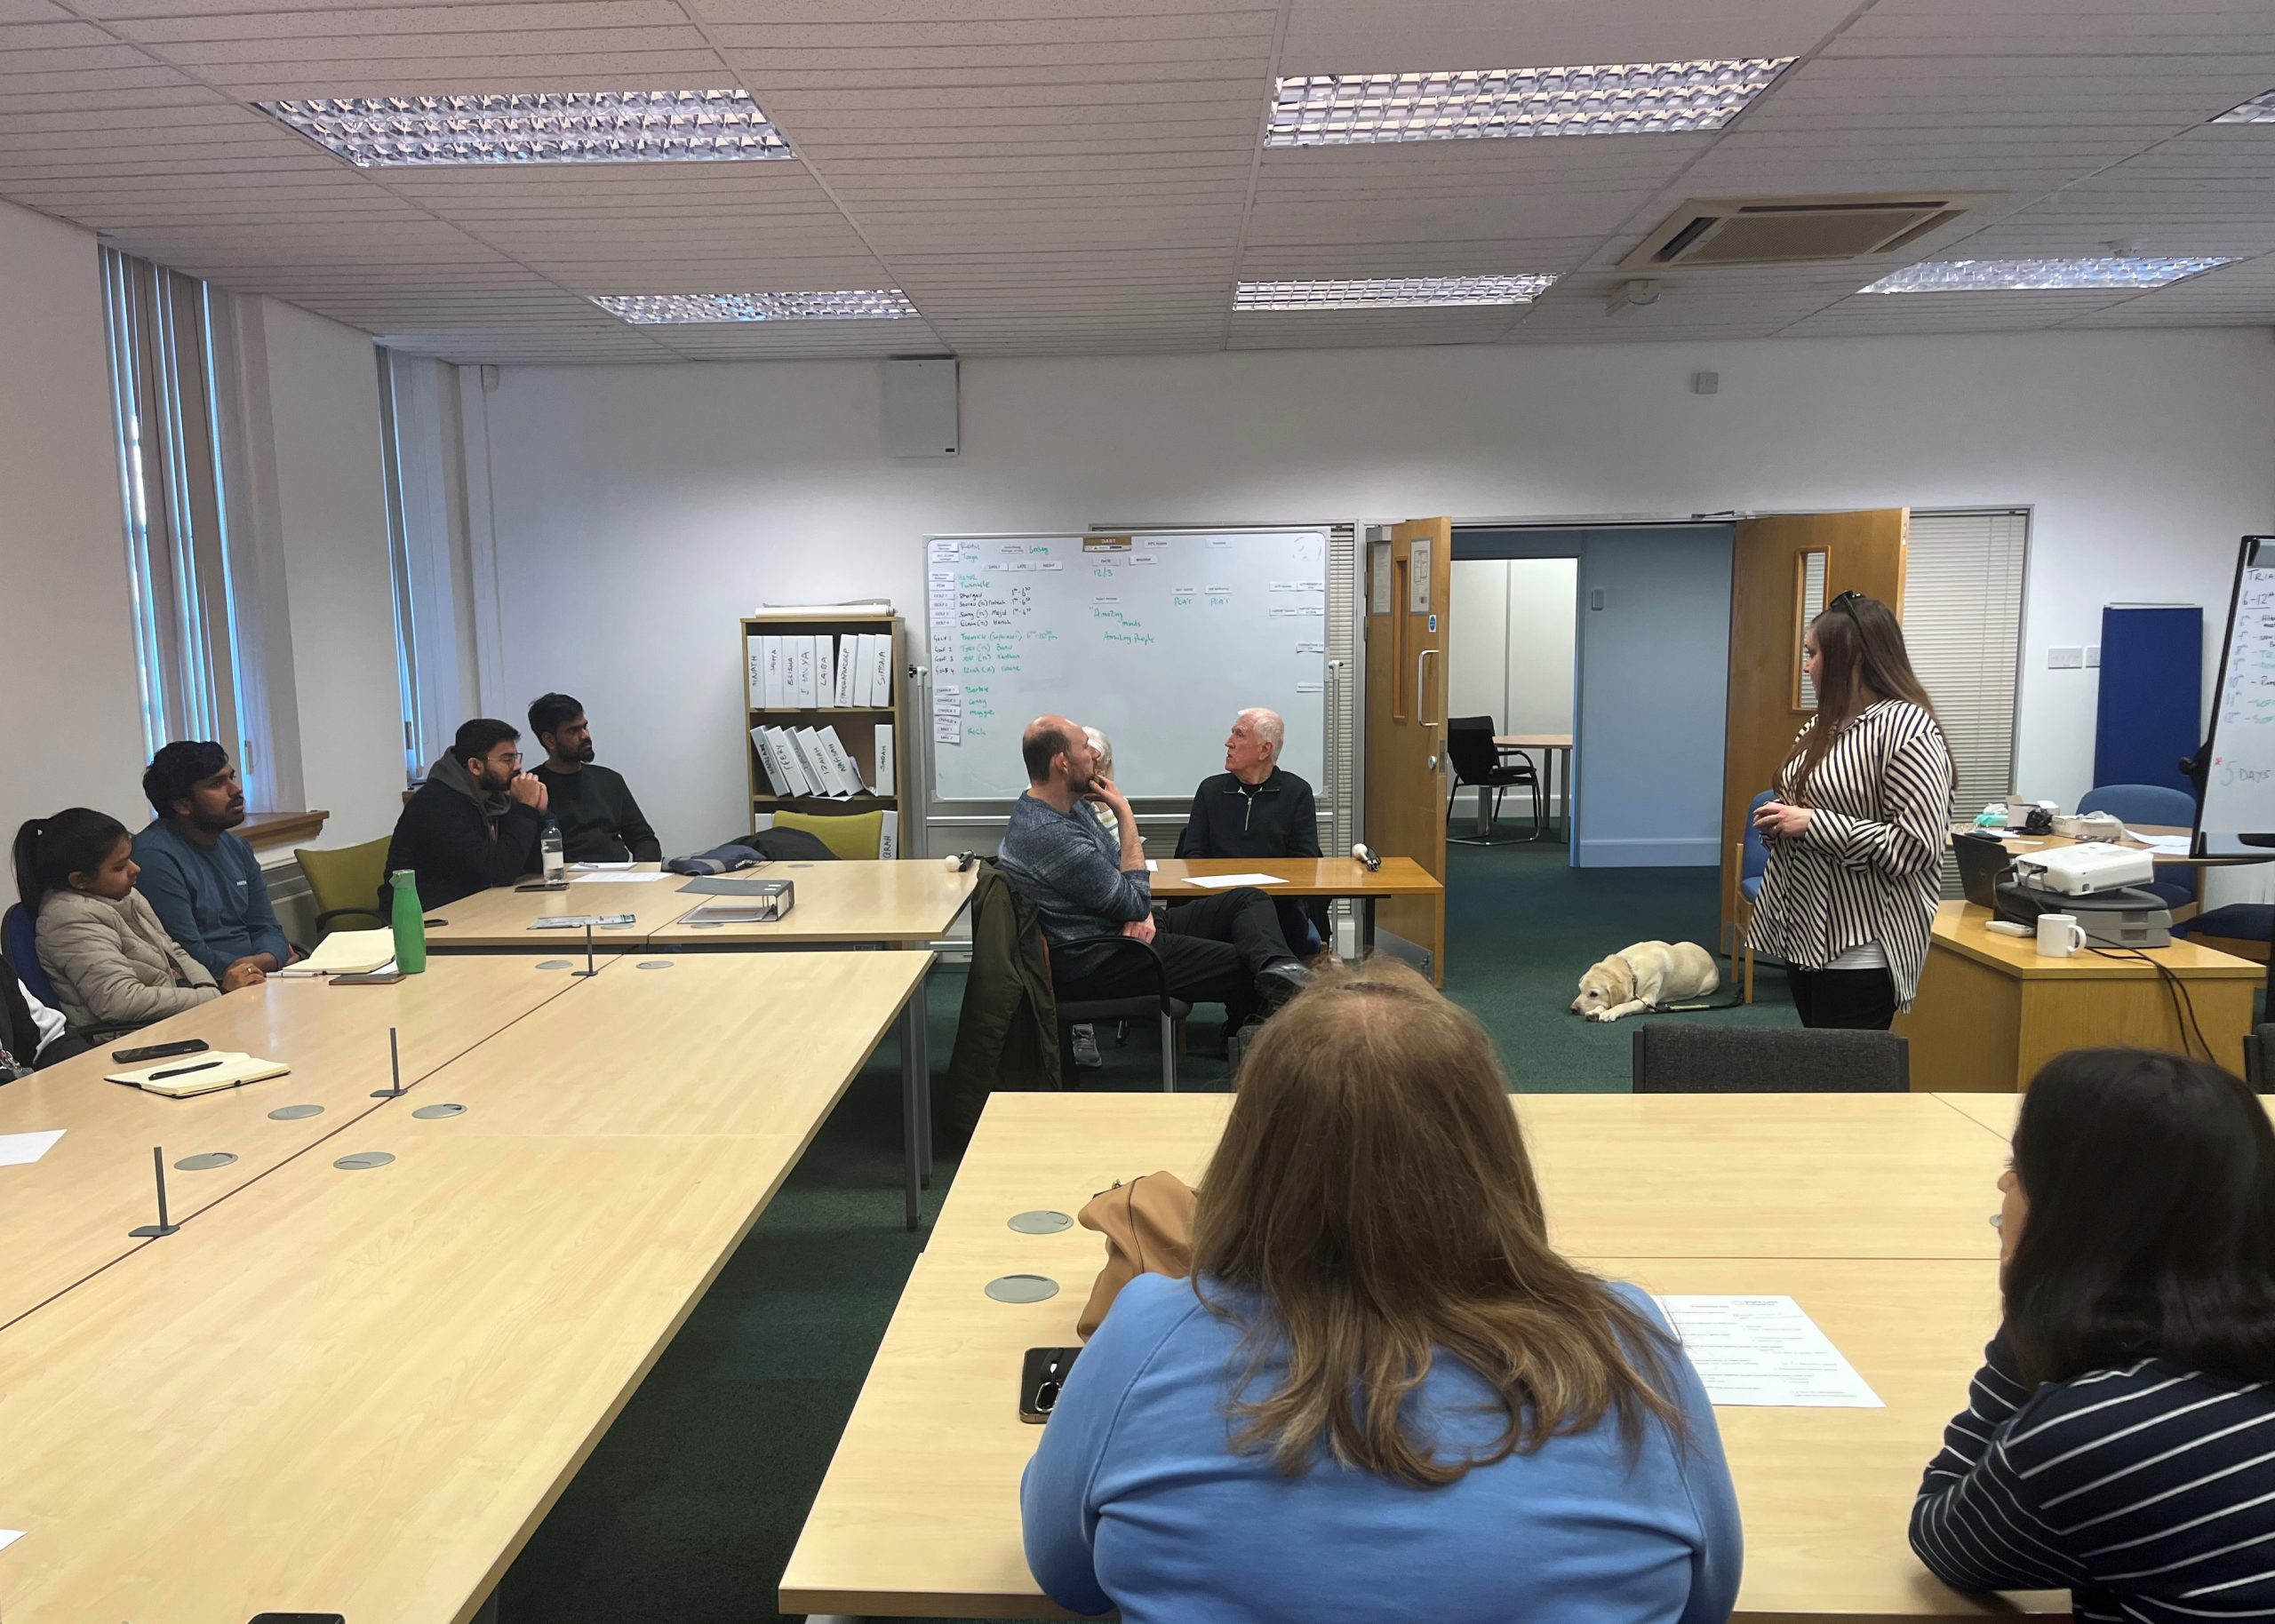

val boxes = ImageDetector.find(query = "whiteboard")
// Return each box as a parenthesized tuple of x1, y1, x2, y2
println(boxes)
(2201, 537, 2275, 855)
(925, 531, 1329, 801)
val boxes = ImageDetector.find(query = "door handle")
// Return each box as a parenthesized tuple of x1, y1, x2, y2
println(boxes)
(1417, 648, 1441, 770)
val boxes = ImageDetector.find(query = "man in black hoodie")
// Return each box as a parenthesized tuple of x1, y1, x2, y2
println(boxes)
(383, 718, 549, 911)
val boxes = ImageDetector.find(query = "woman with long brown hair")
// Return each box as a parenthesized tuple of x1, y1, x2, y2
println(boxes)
(1747, 590, 1954, 1030)
(1021, 962, 1739, 1623)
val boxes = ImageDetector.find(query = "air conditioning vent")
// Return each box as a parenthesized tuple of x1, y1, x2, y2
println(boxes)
(1619, 193, 2000, 270)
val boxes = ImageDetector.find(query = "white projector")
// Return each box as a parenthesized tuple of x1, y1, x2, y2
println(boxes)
(2012, 843, 2156, 896)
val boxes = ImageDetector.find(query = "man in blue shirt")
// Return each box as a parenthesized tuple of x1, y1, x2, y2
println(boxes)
(132, 741, 297, 982)
(996, 714, 1306, 1034)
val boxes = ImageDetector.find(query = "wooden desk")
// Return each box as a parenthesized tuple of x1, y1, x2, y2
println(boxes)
(419, 864, 690, 953)
(0, 959, 585, 1329)
(782, 1093, 2050, 1620)
(1494, 731, 1574, 841)
(1149, 856, 1442, 963)
(0, 1129, 806, 1624)
(643, 859, 975, 949)
(1895, 902, 2259, 1090)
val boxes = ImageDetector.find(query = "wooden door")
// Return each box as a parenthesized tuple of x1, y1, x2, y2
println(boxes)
(1363, 518, 1451, 982)
(1720, 510, 1910, 945)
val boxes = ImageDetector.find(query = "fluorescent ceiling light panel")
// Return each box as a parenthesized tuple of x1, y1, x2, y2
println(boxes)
(2213, 89, 2275, 123)
(1235, 275, 1557, 310)
(1862, 257, 2235, 293)
(257, 91, 791, 167)
(1266, 60, 1794, 145)
(592, 291, 919, 323)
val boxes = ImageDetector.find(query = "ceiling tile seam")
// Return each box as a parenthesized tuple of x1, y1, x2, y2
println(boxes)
(670, 0, 954, 355)
(1215, 0, 1290, 353)
(29, 0, 685, 362)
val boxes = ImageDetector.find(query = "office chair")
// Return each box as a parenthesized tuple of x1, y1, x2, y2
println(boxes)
(3, 904, 59, 1010)
(292, 836, 391, 935)
(770, 808, 884, 860)
(2077, 784, 2198, 912)
(1446, 716, 1543, 844)
(1051, 935, 1192, 1093)
(1631, 1023, 1910, 1093)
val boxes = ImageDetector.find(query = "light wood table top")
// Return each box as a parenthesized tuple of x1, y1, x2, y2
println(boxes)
(643, 859, 976, 948)
(1934, 1092, 2021, 1137)
(419, 863, 693, 951)
(1928, 901, 2261, 979)
(0, 1128, 805, 1624)
(0, 959, 586, 1329)
(410, 950, 930, 1138)
(783, 1093, 2052, 1620)
(1148, 856, 1441, 899)
(1495, 731, 1573, 750)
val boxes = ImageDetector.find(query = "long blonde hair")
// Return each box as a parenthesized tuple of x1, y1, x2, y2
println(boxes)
(1784, 593, 1952, 803)
(1191, 960, 1683, 1486)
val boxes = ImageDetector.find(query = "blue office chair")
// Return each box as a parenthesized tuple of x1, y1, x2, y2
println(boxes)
(3, 904, 58, 1010)
(2078, 784, 2198, 911)
(1733, 791, 1776, 1004)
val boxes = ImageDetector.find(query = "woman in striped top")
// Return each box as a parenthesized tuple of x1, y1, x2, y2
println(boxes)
(1912, 1048, 2275, 1622)
(1745, 590, 1953, 1030)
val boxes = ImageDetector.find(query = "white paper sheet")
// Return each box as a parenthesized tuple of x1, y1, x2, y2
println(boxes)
(1186, 872, 1285, 888)
(2135, 834, 2193, 856)
(568, 861, 635, 871)
(571, 872, 674, 883)
(0, 1129, 65, 1168)
(0, 1527, 21, 1552)
(1654, 1294, 1883, 1408)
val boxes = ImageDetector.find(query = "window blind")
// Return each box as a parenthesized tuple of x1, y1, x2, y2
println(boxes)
(1904, 509, 2029, 895)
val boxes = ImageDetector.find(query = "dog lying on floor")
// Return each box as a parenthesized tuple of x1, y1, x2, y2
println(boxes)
(1570, 940, 1720, 1023)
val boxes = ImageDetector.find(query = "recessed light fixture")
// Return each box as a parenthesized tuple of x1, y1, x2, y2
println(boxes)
(592, 291, 920, 322)
(1862, 257, 2235, 293)
(1265, 59, 1794, 146)
(1234, 275, 1557, 310)
(2213, 89, 2275, 123)
(256, 91, 792, 167)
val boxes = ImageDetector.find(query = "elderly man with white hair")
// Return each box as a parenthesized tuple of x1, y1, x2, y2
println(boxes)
(1174, 706, 1324, 951)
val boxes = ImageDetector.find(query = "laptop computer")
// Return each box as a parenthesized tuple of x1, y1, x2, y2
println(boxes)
(1952, 831, 2014, 909)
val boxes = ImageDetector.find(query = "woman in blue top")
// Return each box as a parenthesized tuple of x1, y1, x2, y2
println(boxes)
(1021, 960, 1742, 1623)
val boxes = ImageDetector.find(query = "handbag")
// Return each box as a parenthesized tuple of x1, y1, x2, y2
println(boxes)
(1074, 1172, 1197, 1340)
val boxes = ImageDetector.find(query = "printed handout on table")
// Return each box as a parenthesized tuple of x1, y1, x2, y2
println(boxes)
(0, 1128, 65, 1167)
(1187, 872, 1286, 888)
(1653, 1294, 1883, 1408)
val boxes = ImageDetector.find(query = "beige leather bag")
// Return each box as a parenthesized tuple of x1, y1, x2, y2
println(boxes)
(1074, 1172, 1197, 1339)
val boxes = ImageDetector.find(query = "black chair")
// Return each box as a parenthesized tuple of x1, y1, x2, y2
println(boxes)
(1631, 1023, 1910, 1093)
(2247, 1023, 2275, 1094)
(1446, 716, 1543, 843)
(1052, 935, 1192, 1093)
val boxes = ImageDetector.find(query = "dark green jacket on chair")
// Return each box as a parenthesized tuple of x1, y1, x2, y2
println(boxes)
(943, 862, 1060, 1139)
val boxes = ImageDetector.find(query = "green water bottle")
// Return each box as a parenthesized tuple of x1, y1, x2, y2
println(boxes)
(389, 868, 427, 975)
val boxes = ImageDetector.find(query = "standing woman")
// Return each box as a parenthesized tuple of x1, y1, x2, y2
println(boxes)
(1747, 591, 1953, 1030)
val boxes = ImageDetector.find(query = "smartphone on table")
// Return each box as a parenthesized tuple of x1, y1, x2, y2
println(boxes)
(1019, 1346, 1082, 1423)
(111, 1037, 210, 1065)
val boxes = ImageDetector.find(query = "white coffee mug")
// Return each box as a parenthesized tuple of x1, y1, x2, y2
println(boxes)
(2036, 912, 2087, 958)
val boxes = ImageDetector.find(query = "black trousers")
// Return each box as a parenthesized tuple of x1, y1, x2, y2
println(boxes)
(1788, 966, 1897, 1031)
(1058, 887, 1296, 1028)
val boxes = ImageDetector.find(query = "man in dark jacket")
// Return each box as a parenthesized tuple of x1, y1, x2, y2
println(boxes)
(384, 719, 548, 911)
(527, 692, 662, 864)
(1173, 706, 1323, 951)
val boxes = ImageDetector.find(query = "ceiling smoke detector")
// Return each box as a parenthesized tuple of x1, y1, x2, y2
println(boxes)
(1607, 279, 1662, 315)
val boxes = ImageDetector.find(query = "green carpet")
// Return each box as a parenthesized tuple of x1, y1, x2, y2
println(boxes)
(499, 844, 1789, 1621)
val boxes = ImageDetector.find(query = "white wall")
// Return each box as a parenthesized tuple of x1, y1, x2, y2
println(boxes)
(465, 330, 2275, 854)
(1450, 556, 1577, 825)
(0, 198, 147, 848)
(258, 298, 403, 850)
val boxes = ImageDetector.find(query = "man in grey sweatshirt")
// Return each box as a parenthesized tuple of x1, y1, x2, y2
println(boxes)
(995, 714, 1306, 1032)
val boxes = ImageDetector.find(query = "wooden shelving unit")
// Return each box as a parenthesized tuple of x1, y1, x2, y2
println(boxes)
(741, 609, 907, 849)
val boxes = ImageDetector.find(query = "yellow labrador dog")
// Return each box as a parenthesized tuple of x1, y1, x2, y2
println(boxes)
(1570, 940, 1720, 1023)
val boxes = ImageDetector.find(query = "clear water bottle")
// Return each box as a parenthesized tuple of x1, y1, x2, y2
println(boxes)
(540, 818, 565, 888)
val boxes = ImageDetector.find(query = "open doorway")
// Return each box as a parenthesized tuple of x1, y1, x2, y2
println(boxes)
(1449, 557, 1577, 842)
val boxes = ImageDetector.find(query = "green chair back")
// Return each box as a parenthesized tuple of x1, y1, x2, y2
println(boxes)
(770, 809, 884, 862)
(294, 836, 392, 935)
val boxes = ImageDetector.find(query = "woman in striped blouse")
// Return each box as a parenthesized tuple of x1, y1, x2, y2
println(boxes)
(1746, 590, 1953, 1030)
(1912, 1048, 2275, 1622)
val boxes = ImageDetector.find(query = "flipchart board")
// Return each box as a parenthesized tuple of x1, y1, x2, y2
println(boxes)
(2200, 537, 2275, 855)
(924, 531, 1329, 802)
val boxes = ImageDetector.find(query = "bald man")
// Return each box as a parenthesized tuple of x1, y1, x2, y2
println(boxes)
(1175, 706, 1324, 951)
(996, 713, 1307, 1034)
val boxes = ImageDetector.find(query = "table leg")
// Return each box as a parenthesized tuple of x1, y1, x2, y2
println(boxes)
(1475, 784, 1491, 839)
(898, 991, 926, 1231)
(914, 960, 933, 1190)
(1361, 896, 1377, 959)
